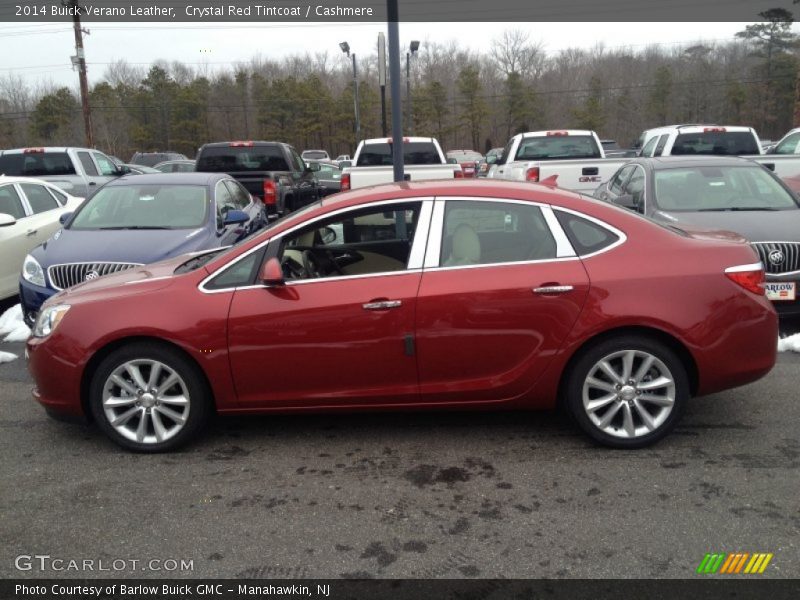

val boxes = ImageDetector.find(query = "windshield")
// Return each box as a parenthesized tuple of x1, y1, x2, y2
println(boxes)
(671, 131, 759, 156)
(515, 135, 601, 160)
(69, 184, 209, 230)
(356, 142, 442, 166)
(653, 166, 798, 212)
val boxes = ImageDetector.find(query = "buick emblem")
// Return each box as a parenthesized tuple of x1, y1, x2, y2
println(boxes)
(768, 250, 785, 266)
(84, 270, 100, 281)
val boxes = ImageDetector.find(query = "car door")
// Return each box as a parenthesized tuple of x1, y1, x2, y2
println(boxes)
(224, 198, 432, 408)
(0, 183, 32, 298)
(17, 182, 67, 249)
(415, 197, 589, 404)
(75, 151, 109, 194)
(288, 146, 318, 208)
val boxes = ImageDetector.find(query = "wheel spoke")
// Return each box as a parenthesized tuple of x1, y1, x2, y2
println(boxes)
(136, 410, 147, 442)
(638, 376, 673, 391)
(111, 406, 140, 427)
(633, 399, 656, 431)
(155, 405, 186, 425)
(586, 377, 617, 394)
(633, 355, 655, 384)
(158, 372, 180, 394)
(597, 401, 623, 429)
(105, 396, 137, 408)
(621, 350, 635, 381)
(585, 393, 618, 413)
(151, 410, 167, 443)
(639, 393, 674, 407)
(622, 403, 635, 437)
(158, 394, 188, 406)
(597, 360, 623, 385)
(110, 374, 138, 397)
(126, 364, 148, 391)
(147, 363, 163, 389)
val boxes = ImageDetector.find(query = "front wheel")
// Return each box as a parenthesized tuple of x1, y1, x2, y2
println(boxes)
(565, 336, 689, 449)
(89, 342, 211, 452)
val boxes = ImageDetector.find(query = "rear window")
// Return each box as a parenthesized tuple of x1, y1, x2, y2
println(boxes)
(515, 136, 602, 160)
(196, 146, 290, 172)
(131, 153, 186, 167)
(0, 152, 76, 176)
(302, 151, 328, 160)
(671, 132, 759, 156)
(356, 142, 442, 166)
(555, 211, 620, 256)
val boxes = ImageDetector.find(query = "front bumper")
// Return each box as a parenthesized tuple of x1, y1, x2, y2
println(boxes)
(19, 279, 57, 326)
(26, 333, 85, 419)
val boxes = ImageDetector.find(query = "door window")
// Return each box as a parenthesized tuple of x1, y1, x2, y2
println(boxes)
(774, 132, 800, 155)
(439, 200, 557, 266)
(0, 184, 26, 219)
(654, 134, 669, 156)
(77, 152, 99, 176)
(641, 136, 659, 157)
(93, 152, 118, 175)
(224, 180, 251, 209)
(609, 165, 634, 194)
(623, 166, 646, 211)
(215, 181, 237, 228)
(20, 183, 60, 214)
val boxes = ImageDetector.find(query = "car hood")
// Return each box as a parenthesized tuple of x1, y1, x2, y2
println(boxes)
(33, 227, 213, 266)
(654, 209, 800, 243)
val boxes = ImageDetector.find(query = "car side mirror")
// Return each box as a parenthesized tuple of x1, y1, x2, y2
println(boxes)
(59, 211, 73, 225)
(259, 257, 284, 286)
(0, 213, 16, 227)
(116, 165, 131, 175)
(223, 209, 249, 226)
(615, 194, 638, 209)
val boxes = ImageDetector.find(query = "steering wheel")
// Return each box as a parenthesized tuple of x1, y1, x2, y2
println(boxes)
(301, 248, 345, 278)
(281, 255, 307, 280)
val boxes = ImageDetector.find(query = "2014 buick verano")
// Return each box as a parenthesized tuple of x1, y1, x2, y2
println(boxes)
(26, 180, 778, 452)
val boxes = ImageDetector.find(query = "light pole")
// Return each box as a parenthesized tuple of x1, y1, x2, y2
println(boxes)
(339, 41, 360, 144)
(406, 41, 420, 134)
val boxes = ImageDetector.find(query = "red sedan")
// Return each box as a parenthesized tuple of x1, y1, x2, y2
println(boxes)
(26, 180, 777, 452)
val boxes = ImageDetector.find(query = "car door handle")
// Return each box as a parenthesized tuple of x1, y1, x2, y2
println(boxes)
(88, 181, 97, 186)
(533, 285, 574, 295)
(363, 300, 402, 310)
(26, 229, 38, 236)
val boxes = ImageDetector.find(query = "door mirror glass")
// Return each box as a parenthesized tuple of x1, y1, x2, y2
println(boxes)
(259, 257, 284, 285)
(59, 211, 73, 225)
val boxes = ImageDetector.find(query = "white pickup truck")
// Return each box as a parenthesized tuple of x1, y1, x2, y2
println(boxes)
(491, 126, 800, 192)
(489, 130, 627, 193)
(341, 137, 463, 191)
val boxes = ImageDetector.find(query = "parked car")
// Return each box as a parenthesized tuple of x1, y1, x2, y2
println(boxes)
(334, 154, 351, 165)
(0, 147, 128, 198)
(0, 176, 83, 301)
(119, 164, 161, 175)
(342, 137, 462, 190)
(19, 173, 267, 325)
(769, 128, 800, 155)
(195, 141, 320, 216)
(301, 150, 330, 161)
(153, 160, 196, 173)
(478, 147, 504, 177)
(130, 152, 188, 167)
(26, 179, 776, 452)
(446, 150, 483, 178)
(595, 156, 800, 317)
(307, 160, 343, 197)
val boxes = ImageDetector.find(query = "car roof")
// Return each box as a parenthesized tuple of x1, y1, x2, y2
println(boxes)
(361, 137, 434, 144)
(106, 172, 227, 186)
(521, 130, 595, 138)
(0, 147, 92, 155)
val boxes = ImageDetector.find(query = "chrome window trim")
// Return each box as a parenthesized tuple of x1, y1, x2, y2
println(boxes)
(198, 197, 434, 294)
(551, 206, 628, 259)
(423, 256, 581, 274)
(725, 262, 763, 274)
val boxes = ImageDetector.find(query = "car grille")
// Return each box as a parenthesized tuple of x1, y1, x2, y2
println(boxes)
(751, 242, 800, 275)
(48, 262, 142, 290)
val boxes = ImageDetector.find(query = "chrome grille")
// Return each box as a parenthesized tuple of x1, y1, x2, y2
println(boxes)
(750, 242, 800, 275)
(48, 262, 142, 290)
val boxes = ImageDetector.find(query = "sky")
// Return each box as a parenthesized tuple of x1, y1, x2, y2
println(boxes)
(0, 21, 769, 89)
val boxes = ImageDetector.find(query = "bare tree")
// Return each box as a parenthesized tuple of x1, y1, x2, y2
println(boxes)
(490, 29, 545, 78)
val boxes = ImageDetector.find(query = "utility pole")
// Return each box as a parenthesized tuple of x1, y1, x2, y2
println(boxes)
(378, 33, 388, 137)
(387, 0, 404, 182)
(67, 0, 93, 147)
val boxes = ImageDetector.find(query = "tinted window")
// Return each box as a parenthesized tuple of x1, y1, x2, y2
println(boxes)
(653, 166, 798, 211)
(671, 131, 759, 156)
(441, 201, 557, 266)
(20, 183, 59, 214)
(609, 166, 634, 194)
(555, 211, 620, 256)
(624, 167, 646, 209)
(515, 135, 601, 160)
(205, 248, 264, 290)
(215, 182, 238, 228)
(196, 145, 290, 172)
(302, 151, 328, 160)
(70, 184, 208, 229)
(356, 142, 442, 166)
(78, 152, 99, 175)
(774, 132, 800, 155)
(0, 152, 76, 176)
(0, 184, 26, 219)
(223, 180, 251, 210)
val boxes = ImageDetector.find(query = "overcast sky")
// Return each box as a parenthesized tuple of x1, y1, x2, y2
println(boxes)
(0, 21, 771, 89)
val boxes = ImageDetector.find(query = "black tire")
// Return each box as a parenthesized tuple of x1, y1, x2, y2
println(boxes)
(89, 342, 211, 453)
(565, 335, 688, 449)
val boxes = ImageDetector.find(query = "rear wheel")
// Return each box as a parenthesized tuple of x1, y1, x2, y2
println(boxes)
(565, 335, 688, 448)
(89, 342, 211, 452)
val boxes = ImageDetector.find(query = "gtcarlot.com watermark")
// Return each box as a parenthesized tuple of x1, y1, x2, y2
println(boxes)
(14, 554, 194, 573)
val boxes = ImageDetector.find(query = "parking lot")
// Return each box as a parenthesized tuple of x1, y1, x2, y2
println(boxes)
(2, 323, 798, 580)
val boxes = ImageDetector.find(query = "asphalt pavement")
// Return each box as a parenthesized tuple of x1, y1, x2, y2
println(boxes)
(0, 315, 798, 580)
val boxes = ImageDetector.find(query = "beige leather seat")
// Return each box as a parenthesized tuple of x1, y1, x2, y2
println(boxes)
(444, 224, 481, 266)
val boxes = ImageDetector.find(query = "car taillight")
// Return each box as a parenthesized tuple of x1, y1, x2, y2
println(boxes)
(704, 127, 726, 133)
(23, 148, 45, 153)
(454, 169, 464, 179)
(546, 131, 568, 136)
(230, 141, 254, 147)
(263, 179, 277, 205)
(526, 167, 540, 182)
(341, 173, 351, 190)
(725, 263, 765, 295)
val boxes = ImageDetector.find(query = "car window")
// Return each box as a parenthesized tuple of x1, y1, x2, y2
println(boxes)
(0, 184, 26, 219)
(774, 132, 800, 155)
(93, 152, 118, 176)
(356, 142, 442, 166)
(175, 162, 195, 172)
(289, 148, 306, 173)
(279, 202, 422, 280)
(47, 186, 68, 205)
(205, 248, 265, 290)
(609, 166, 634, 195)
(440, 200, 557, 266)
(641, 136, 659, 157)
(0, 152, 76, 176)
(197, 146, 291, 172)
(654, 134, 669, 156)
(20, 183, 60, 214)
(515, 135, 602, 160)
(215, 181, 239, 228)
(224, 180, 251, 210)
(624, 166, 646, 211)
(671, 131, 760, 156)
(555, 211, 620, 256)
(77, 152, 99, 176)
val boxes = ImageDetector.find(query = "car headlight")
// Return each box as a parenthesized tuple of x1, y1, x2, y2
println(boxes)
(33, 304, 70, 338)
(22, 254, 46, 287)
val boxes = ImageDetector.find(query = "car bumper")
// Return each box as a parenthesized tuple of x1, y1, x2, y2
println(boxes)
(19, 279, 57, 326)
(26, 333, 85, 419)
(766, 277, 800, 317)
